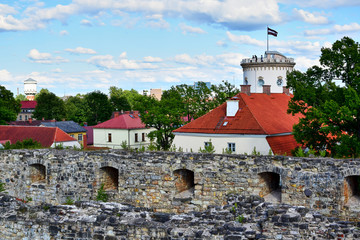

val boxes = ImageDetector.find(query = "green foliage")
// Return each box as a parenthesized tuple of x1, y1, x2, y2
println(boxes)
(294, 147, 306, 157)
(268, 149, 273, 156)
(251, 147, 260, 156)
(178, 146, 183, 152)
(237, 215, 245, 223)
(3, 138, 43, 149)
(64, 95, 89, 124)
(43, 205, 50, 211)
(54, 143, 64, 150)
(0, 85, 21, 124)
(135, 91, 184, 151)
(109, 86, 141, 110)
(0, 181, 6, 193)
(33, 89, 66, 120)
(287, 37, 360, 158)
(223, 148, 233, 154)
(15, 94, 27, 101)
(169, 145, 177, 152)
(199, 140, 215, 154)
(120, 140, 128, 150)
(96, 184, 109, 202)
(319, 150, 327, 157)
(84, 91, 112, 126)
(64, 196, 74, 205)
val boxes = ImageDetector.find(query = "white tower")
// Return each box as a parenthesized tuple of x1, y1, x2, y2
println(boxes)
(24, 78, 37, 100)
(240, 51, 295, 93)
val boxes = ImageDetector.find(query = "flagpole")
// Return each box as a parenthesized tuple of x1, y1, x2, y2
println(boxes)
(267, 25, 269, 52)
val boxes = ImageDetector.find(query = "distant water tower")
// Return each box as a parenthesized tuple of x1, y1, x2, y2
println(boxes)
(240, 51, 295, 93)
(24, 78, 37, 100)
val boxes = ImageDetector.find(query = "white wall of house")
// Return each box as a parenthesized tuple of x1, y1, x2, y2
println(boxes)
(172, 133, 271, 155)
(51, 141, 81, 148)
(93, 128, 154, 149)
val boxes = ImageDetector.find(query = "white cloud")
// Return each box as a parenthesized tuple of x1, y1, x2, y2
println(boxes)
(143, 56, 163, 62)
(174, 53, 215, 66)
(226, 32, 265, 47)
(279, 0, 360, 8)
(80, 19, 93, 26)
(293, 8, 328, 24)
(60, 30, 69, 36)
(304, 22, 360, 36)
(0, 4, 17, 15)
(65, 47, 97, 54)
(145, 14, 169, 29)
(0, 69, 13, 81)
(87, 54, 158, 70)
(294, 56, 320, 71)
(52, 68, 63, 73)
(28, 49, 69, 64)
(179, 23, 206, 34)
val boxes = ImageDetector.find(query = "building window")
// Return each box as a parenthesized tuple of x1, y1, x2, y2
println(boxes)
(228, 143, 235, 152)
(277, 77, 283, 86)
(258, 77, 264, 87)
(25, 115, 28, 120)
(108, 133, 112, 142)
(19, 115, 22, 120)
(135, 133, 138, 142)
(142, 133, 145, 142)
(70, 134, 74, 138)
(78, 134, 83, 141)
(244, 77, 248, 85)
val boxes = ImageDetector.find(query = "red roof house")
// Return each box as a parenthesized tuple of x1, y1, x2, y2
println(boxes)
(173, 86, 301, 155)
(17, 101, 37, 121)
(0, 125, 81, 148)
(93, 111, 154, 149)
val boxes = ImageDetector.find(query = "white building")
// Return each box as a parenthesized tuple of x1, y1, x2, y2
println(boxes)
(93, 111, 154, 149)
(241, 51, 295, 93)
(24, 78, 37, 100)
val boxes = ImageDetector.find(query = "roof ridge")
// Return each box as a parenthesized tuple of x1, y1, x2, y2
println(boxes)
(241, 93, 267, 134)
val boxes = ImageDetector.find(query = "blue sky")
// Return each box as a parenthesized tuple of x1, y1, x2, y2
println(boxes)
(1, 0, 360, 97)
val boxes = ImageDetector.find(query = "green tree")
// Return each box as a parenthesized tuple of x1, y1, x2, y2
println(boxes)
(64, 94, 89, 124)
(33, 89, 66, 120)
(84, 91, 112, 125)
(0, 85, 21, 124)
(109, 86, 141, 110)
(287, 37, 360, 158)
(15, 94, 27, 101)
(210, 80, 240, 109)
(134, 91, 184, 150)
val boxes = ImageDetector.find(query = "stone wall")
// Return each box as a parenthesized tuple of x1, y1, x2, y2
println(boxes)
(1, 149, 360, 219)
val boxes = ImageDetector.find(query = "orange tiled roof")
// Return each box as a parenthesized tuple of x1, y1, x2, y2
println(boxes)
(266, 135, 301, 156)
(0, 125, 76, 147)
(174, 93, 300, 135)
(94, 111, 146, 129)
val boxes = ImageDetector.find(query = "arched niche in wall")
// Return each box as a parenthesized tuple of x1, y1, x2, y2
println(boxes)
(173, 169, 195, 200)
(344, 175, 360, 206)
(100, 166, 119, 191)
(30, 164, 46, 184)
(258, 172, 281, 203)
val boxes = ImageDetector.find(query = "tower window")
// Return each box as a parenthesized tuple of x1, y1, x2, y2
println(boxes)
(277, 77, 283, 86)
(258, 77, 264, 87)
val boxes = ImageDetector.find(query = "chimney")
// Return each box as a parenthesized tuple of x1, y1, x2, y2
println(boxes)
(263, 85, 271, 95)
(240, 85, 251, 95)
(226, 98, 239, 117)
(113, 111, 119, 118)
(283, 86, 290, 95)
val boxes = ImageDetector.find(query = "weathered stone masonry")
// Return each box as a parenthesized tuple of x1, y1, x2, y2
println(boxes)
(1, 149, 360, 219)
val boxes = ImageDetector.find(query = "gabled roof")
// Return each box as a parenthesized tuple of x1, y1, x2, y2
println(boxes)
(266, 135, 301, 156)
(21, 101, 37, 109)
(174, 93, 300, 135)
(41, 121, 87, 133)
(94, 111, 146, 129)
(0, 125, 76, 147)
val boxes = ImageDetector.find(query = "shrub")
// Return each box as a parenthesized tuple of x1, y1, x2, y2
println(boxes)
(96, 184, 109, 202)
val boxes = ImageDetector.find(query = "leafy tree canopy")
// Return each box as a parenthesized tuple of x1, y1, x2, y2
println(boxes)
(64, 94, 89, 124)
(287, 37, 360, 158)
(134, 90, 185, 150)
(33, 89, 66, 120)
(109, 86, 141, 110)
(15, 94, 27, 101)
(84, 90, 112, 126)
(0, 85, 21, 124)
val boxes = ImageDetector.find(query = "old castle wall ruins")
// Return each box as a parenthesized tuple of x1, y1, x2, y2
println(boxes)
(1, 149, 360, 239)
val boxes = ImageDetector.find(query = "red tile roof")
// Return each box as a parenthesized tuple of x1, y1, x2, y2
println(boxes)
(94, 111, 146, 129)
(0, 125, 76, 147)
(174, 93, 300, 135)
(266, 135, 301, 156)
(21, 101, 37, 109)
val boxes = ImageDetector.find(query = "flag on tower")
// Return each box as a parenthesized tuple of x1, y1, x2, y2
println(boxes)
(267, 27, 278, 37)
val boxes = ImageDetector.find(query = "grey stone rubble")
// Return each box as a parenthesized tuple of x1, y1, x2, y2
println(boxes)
(1, 193, 360, 239)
